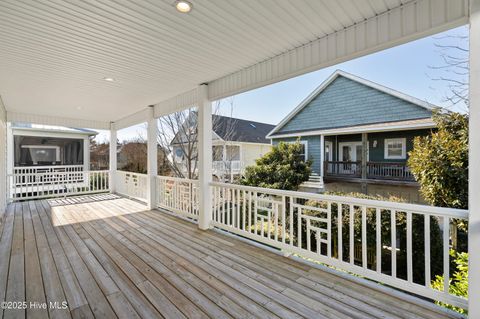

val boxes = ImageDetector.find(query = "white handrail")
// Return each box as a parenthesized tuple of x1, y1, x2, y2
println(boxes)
(114, 170, 148, 202)
(209, 181, 469, 309)
(210, 182, 467, 219)
(7, 170, 109, 201)
(156, 176, 199, 220)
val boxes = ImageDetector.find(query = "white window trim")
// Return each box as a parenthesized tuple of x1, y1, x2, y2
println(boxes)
(384, 138, 406, 160)
(338, 141, 362, 162)
(286, 140, 308, 161)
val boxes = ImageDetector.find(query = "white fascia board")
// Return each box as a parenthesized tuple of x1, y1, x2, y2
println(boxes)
(234, 141, 272, 146)
(12, 128, 94, 139)
(13, 126, 96, 137)
(207, 0, 467, 102)
(336, 70, 438, 111)
(7, 111, 110, 130)
(213, 139, 271, 147)
(123, 0, 466, 133)
(268, 121, 436, 139)
(212, 131, 223, 142)
(153, 88, 198, 118)
(113, 108, 151, 131)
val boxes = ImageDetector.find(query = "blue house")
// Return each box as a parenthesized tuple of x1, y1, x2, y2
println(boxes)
(267, 70, 436, 193)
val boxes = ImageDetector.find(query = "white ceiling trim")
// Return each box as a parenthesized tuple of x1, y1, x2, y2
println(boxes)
(112, 87, 199, 133)
(6, 111, 110, 130)
(153, 88, 198, 118)
(268, 120, 436, 139)
(113, 108, 151, 131)
(0, 96, 6, 122)
(83, 0, 469, 128)
(206, 0, 468, 101)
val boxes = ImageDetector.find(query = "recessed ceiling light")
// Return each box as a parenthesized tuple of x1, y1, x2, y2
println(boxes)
(103, 77, 115, 82)
(175, 0, 192, 13)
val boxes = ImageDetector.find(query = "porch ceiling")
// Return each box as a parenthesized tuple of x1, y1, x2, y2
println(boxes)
(0, 0, 468, 127)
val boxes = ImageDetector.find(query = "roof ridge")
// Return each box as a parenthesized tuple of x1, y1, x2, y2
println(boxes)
(267, 70, 437, 138)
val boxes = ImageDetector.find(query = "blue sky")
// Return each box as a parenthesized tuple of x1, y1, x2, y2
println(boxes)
(97, 25, 468, 143)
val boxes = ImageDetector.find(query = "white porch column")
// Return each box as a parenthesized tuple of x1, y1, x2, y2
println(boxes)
(147, 107, 158, 210)
(83, 137, 90, 172)
(468, 0, 480, 316)
(319, 134, 324, 183)
(109, 123, 117, 193)
(6, 122, 13, 177)
(198, 84, 213, 230)
(6, 123, 13, 205)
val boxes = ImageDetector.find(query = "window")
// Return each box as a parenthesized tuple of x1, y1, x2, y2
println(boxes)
(226, 145, 240, 161)
(324, 141, 333, 161)
(286, 141, 307, 162)
(174, 147, 184, 162)
(212, 146, 223, 161)
(384, 138, 406, 159)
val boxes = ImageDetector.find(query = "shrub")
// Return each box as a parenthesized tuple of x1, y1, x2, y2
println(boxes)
(431, 251, 468, 315)
(304, 192, 443, 284)
(241, 141, 312, 190)
(408, 111, 468, 210)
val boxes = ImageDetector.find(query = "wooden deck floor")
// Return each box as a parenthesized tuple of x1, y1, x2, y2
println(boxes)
(0, 194, 459, 319)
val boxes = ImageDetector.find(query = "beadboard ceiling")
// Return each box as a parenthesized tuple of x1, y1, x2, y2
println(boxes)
(0, 0, 468, 126)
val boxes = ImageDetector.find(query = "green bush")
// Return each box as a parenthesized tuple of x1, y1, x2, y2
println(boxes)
(408, 111, 468, 210)
(431, 251, 468, 315)
(304, 192, 443, 284)
(241, 141, 312, 190)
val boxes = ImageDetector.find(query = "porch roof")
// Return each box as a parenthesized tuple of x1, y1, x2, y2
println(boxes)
(0, 0, 468, 129)
(268, 117, 436, 138)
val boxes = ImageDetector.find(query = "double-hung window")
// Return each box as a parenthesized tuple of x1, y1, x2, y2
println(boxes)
(384, 138, 406, 159)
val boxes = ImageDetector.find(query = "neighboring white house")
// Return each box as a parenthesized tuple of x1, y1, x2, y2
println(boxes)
(7, 123, 97, 198)
(172, 114, 274, 181)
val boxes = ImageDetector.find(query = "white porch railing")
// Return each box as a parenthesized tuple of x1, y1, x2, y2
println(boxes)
(209, 182, 469, 309)
(7, 170, 109, 201)
(212, 160, 243, 174)
(114, 170, 148, 202)
(13, 164, 84, 175)
(156, 176, 199, 220)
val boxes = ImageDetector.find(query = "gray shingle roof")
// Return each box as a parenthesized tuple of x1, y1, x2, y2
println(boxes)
(213, 115, 274, 144)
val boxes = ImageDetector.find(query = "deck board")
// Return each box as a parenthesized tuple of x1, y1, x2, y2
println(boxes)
(0, 194, 461, 319)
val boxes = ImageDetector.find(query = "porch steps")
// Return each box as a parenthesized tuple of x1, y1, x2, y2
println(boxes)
(300, 173, 324, 192)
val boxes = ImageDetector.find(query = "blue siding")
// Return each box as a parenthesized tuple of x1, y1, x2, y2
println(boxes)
(276, 76, 432, 134)
(272, 136, 321, 174)
(368, 129, 431, 162)
(273, 130, 432, 172)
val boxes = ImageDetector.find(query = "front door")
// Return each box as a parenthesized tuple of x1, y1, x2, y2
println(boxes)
(339, 142, 362, 175)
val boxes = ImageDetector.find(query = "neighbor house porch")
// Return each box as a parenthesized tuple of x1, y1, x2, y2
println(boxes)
(0, 194, 461, 319)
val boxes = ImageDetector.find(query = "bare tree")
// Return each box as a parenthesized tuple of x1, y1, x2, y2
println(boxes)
(157, 98, 238, 180)
(429, 33, 469, 111)
(213, 98, 240, 182)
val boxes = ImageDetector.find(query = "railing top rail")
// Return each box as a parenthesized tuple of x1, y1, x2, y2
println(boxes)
(8, 169, 109, 176)
(325, 161, 361, 164)
(210, 181, 468, 219)
(156, 175, 198, 183)
(366, 161, 408, 165)
(14, 164, 84, 169)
